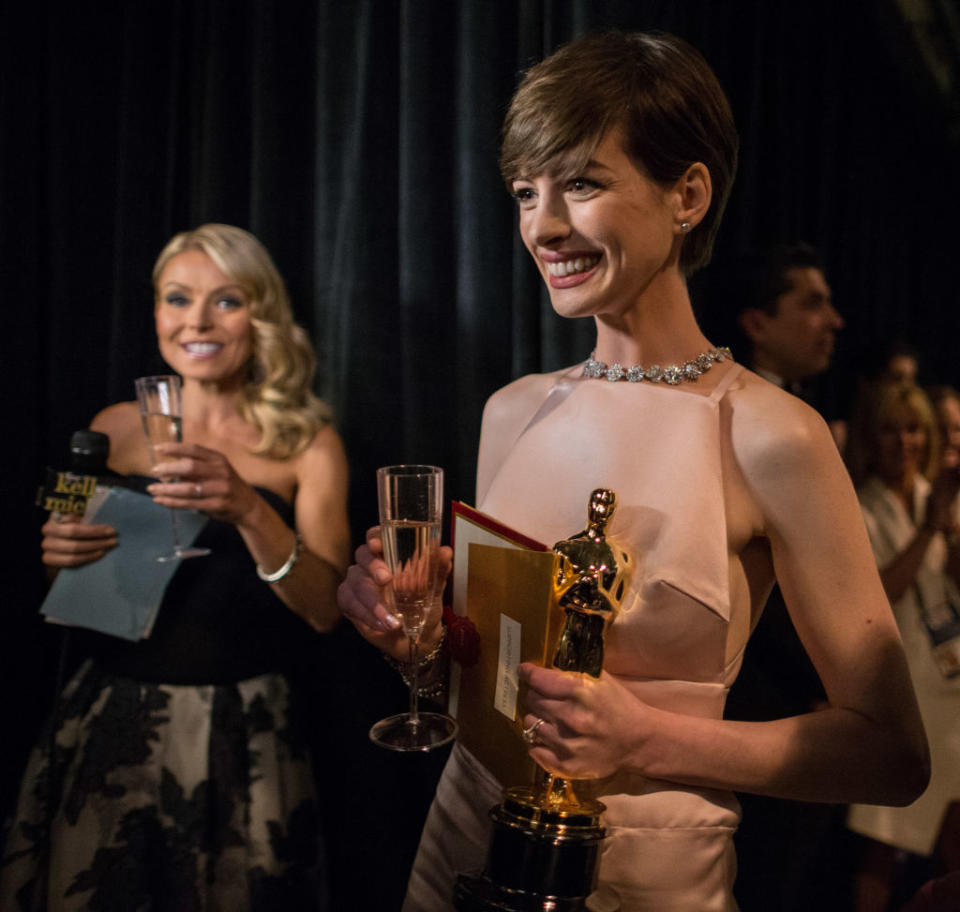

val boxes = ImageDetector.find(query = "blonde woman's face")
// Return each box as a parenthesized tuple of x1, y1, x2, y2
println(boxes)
(154, 250, 253, 384)
(876, 404, 926, 484)
(937, 397, 960, 469)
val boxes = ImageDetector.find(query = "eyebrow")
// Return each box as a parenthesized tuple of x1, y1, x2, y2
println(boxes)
(513, 158, 616, 183)
(160, 281, 246, 295)
(580, 158, 615, 173)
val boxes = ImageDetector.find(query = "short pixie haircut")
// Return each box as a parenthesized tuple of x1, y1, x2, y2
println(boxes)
(153, 224, 329, 458)
(500, 31, 739, 275)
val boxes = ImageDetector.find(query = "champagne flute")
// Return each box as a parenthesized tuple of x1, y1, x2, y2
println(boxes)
(369, 465, 458, 751)
(134, 375, 210, 562)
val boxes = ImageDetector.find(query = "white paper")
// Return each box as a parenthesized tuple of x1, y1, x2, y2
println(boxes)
(494, 613, 522, 720)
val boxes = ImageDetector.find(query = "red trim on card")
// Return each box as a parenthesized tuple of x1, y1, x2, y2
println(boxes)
(450, 501, 549, 552)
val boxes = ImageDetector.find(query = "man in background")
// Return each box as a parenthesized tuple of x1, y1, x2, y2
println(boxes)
(735, 242, 846, 448)
(738, 243, 841, 381)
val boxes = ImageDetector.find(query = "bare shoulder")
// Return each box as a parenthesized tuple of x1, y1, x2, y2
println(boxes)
(725, 369, 838, 478)
(294, 421, 348, 486)
(90, 401, 149, 473)
(90, 401, 140, 436)
(722, 369, 857, 547)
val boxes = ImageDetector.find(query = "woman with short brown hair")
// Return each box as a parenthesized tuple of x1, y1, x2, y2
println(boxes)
(340, 33, 927, 910)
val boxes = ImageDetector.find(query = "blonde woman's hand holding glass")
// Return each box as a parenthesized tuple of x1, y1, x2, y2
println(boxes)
(145, 442, 261, 524)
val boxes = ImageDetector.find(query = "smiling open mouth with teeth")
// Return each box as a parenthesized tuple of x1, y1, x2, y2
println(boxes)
(183, 342, 223, 355)
(546, 255, 600, 277)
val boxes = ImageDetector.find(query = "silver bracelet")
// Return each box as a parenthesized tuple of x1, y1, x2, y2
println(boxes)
(384, 625, 447, 681)
(256, 534, 302, 583)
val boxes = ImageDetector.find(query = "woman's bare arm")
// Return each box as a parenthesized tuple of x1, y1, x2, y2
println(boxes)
(230, 424, 351, 632)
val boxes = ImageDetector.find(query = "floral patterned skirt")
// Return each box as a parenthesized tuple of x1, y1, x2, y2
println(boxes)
(0, 661, 326, 912)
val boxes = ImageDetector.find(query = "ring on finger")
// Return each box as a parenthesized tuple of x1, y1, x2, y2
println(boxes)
(522, 717, 544, 746)
(193, 483, 203, 497)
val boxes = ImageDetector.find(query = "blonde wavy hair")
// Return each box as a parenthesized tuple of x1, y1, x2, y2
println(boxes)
(153, 224, 330, 459)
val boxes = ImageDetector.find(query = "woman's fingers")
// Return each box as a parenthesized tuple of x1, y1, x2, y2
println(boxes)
(337, 562, 401, 631)
(357, 527, 450, 591)
(151, 442, 214, 461)
(148, 456, 211, 480)
(521, 713, 575, 757)
(43, 535, 117, 556)
(519, 662, 583, 700)
(149, 443, 227, 481)
(520, 712, 587, 778)
(517, 668, 645, 780)
(145, 446, 258, 524)
(146, 479, 223, 504)
(41, 519, 117, 567)
(435, 545, 454, 598)
(357, 535, 393, 587)
(41, 518, 115, 539)
(519, 665, 591, 743)
(42, 548, 114, 568)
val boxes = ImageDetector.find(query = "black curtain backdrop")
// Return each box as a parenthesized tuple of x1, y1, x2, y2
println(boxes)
(3, 0, 958, 903)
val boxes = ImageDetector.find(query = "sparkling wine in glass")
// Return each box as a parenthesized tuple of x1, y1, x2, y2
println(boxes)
(369, 465, 458, 751)
(134, 375, 210, 562)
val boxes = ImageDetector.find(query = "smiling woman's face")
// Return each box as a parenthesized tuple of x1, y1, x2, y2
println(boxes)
(936, 396, 960, 469)
(511, 130, 678, 322)
(154, 249, 253, 384)
(876, 404, 927, 485)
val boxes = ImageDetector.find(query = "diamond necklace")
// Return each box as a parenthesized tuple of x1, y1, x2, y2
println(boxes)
(583, 346, 733, 385)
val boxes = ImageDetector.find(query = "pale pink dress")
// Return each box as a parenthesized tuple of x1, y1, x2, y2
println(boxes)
(405, 363, 749, 912)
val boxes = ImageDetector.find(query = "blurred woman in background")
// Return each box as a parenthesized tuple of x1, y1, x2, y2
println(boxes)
(928, 386, 960, 470)
(846, 382, 960, 912)
(1, 224, 349, 911)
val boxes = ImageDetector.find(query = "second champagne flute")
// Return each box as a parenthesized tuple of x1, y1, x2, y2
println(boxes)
(135, 374, 210, 562)
(370, 464, 458, 751)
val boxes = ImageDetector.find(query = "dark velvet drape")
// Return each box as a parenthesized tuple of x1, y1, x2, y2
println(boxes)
(3, 0, 958, 905)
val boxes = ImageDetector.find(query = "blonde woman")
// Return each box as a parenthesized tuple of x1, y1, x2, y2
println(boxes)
(846, 383, 960, 911)
(928, 385, 960, 470)
(2, 224, 349, 911)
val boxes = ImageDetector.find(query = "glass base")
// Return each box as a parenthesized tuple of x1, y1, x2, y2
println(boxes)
(369, 711, 458, 752)
(156, 546, 211, 563)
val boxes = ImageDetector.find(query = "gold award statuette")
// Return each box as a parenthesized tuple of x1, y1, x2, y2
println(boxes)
(455, 488, 629, 912)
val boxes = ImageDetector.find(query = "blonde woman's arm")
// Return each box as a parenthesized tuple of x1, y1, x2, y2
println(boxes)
(148, 425, 350, 632)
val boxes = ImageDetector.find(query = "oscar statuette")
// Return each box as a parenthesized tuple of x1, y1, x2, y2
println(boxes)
(455, 489, 629, 911)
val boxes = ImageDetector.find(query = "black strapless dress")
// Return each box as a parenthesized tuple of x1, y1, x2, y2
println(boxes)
(0, 485, 328, 912)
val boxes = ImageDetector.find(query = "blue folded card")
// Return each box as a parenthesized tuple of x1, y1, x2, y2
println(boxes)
(41, 486, 208, 640)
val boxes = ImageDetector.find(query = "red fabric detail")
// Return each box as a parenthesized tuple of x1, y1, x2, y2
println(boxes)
(443, 604, 480, 666)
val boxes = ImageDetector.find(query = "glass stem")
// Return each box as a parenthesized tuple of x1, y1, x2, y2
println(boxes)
(168, 507, 183, 553)
(407, 634, 420, 725)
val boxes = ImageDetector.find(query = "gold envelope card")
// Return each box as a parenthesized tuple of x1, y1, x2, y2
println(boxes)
(449, 504, 560, 786)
